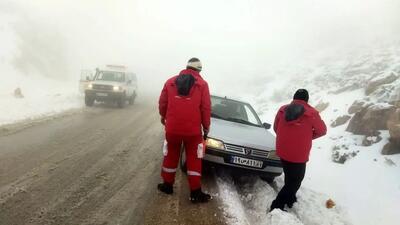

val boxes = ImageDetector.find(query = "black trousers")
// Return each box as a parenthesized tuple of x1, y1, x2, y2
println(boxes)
(270, 159, 306, 210)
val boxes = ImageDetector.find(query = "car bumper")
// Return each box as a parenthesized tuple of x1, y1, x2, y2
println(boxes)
(204, 148, 283, 175)
(85, 90, 125, 101)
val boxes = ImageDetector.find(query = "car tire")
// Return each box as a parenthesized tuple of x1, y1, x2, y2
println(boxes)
(85, 95, 94, 107)
(260, 175, 275, 184)
(179, 146, 187, 174)
(117, 94, 126, 108)
(128, 92, 136, 105)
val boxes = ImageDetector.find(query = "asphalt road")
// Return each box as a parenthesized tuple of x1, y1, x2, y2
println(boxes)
(0, 99, 225, 225)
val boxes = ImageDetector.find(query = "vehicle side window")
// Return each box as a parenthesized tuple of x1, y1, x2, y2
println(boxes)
(127, 73, 136, 83)
(96, 71, 125, 82)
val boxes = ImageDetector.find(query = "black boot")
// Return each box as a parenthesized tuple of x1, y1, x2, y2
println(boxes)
(269, 199, 286, 212)
(190, 189, 211, 203)
(157, 182, 173, 195)
(287, 196, 297, 208)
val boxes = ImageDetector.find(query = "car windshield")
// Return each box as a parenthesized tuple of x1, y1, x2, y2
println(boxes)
(95, 71, 125, 82)
(211, 96, 262, 127)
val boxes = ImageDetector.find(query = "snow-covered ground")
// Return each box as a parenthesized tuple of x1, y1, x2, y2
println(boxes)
(0, 12, 83, 126)
(0, 77, 83, 126)
(216, 175, 351, 225)
(217, 48, 400, 225)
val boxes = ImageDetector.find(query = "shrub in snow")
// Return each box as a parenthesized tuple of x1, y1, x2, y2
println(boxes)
(331, 145, 358, 164)
(13, 87, 24, 98)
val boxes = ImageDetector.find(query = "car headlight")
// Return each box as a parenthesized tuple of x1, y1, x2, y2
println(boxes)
(87, 83, 93, 89)
(113, 86, 122, 91)
(206, 138, 225, 150)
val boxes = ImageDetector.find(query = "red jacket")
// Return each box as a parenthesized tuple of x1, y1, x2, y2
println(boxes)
(159, 69, 211, 136)
(274, 100, 327, 163)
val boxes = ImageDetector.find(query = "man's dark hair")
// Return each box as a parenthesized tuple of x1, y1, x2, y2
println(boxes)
(293, 89, 309, 102)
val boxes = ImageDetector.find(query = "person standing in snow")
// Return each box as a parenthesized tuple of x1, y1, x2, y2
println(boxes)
(270, 89, 327, 211)
(157, 58, 212, 203)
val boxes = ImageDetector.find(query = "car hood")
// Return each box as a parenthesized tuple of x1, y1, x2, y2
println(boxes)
(209, 118, 276, 151)
(91, 80, 123, 86)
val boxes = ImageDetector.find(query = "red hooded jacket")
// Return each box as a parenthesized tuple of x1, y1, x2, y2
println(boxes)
(274, 100, 327, 163)
(159, 69, 211, 136)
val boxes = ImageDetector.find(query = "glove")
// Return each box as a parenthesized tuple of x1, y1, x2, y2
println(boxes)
(161, 117, 165, 126)
(203, 128, 209, 140)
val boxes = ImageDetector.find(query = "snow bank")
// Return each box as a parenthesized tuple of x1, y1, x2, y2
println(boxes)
(305, 87, 400, 225)
(0, 10, 82, 126)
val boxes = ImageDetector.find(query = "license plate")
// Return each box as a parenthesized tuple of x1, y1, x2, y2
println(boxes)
(96, 93, 108, 97)
(230, 156, 263, 168)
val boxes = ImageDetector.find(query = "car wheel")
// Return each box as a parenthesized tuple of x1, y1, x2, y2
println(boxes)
(85, 95, 94, 107)
(117, 94, 126, 108)
(128, 92, 136, 105)
(179, 146, 187, 173)
(260, 175, 275, 184)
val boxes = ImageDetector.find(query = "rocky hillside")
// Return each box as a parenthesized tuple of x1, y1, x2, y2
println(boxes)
(254, 44, 400, 163)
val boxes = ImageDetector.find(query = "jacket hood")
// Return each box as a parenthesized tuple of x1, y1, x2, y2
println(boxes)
(285, 104, 305, 121)
(175, 73, 195, 96)
(284, 100, 312, 123)
(179, 69, 202, 78)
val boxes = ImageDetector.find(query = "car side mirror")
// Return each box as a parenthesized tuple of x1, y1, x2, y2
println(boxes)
(263, 122, 271, 129)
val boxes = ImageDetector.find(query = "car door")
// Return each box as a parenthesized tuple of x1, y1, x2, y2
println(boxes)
(79, 69, 94, 93)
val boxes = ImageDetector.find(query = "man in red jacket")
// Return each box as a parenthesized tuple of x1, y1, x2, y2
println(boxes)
(157, 58, 212, 203)
(270, 89, 327, 211)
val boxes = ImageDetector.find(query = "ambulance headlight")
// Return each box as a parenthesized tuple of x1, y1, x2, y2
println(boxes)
(113, 86, 122, 91)
(206, 138, 225, 150)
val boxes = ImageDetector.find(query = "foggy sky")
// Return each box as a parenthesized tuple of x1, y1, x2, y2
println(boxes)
(1, 0, 400, 96)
